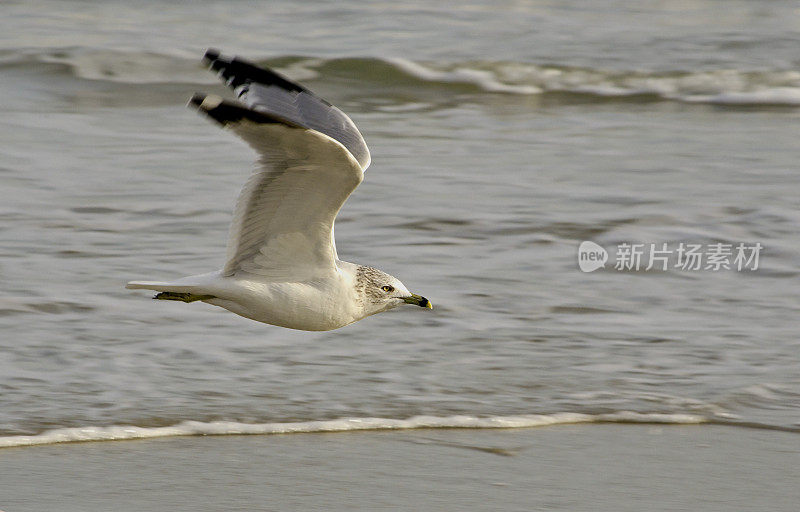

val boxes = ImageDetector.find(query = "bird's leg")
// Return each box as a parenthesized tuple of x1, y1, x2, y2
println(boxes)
(153, 292, 216, 303)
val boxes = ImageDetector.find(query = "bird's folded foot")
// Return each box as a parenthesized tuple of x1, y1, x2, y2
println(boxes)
(154, 292, 215, 303)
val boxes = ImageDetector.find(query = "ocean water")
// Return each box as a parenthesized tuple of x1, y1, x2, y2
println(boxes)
(1, 0, 799, 457)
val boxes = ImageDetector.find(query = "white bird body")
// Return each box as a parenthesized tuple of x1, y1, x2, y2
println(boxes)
(127, 50, 431, 331)
(129, 262, 366, 331)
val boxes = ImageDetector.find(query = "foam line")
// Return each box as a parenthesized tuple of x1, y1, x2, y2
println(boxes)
(0, 412, 709, 449)
(8, 47, 799, 105)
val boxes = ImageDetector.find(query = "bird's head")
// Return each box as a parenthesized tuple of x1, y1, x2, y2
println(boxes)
(356, 265, 432, 317)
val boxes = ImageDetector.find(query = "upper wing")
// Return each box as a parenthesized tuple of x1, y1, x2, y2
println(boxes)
(191, 55, 367, 280)
(203, 49, 371, 170)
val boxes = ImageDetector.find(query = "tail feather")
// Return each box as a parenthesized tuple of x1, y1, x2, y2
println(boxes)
(126, 280, 175, 291)
(127, 280, 207, 292)
(126, 272, 221, 301)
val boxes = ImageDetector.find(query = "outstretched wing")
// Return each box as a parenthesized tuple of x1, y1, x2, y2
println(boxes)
(192, 52, 370, 280)
(203, 49, 370, 170)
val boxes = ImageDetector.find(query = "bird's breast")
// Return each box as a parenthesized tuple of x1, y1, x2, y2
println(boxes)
(219, 275, 361, 331)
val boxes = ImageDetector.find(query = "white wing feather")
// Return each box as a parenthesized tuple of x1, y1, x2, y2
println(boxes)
(220, 119, 363, 280)
(192, 51, 371, 281)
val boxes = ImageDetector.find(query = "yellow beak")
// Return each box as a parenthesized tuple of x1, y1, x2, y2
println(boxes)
(403, 293, 433, 309)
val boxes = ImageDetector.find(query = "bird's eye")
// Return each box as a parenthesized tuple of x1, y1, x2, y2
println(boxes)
(381, 285, 394, 292)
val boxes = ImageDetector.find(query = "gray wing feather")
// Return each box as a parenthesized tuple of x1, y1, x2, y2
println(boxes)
(203, 49, 371, 171)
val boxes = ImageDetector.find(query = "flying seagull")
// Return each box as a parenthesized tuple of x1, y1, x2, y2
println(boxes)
(126, 49, 432, 331)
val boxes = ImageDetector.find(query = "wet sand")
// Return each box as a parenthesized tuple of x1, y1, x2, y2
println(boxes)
(2, 424, 798, 511)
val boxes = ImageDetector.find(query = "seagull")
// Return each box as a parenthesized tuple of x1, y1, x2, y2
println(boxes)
(126, 49, 432, 331)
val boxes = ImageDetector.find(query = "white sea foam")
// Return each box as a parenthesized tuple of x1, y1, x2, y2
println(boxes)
(36, 48, 216, 84)
(385, 60, 800, 105)
(6, 47, 800, 105)
(0, 412, 708, 449)
(386, 57, 543, 94)
(685, 87, 800, 105)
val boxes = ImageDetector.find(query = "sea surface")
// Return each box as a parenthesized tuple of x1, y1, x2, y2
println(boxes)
(1, 0, 799, 509)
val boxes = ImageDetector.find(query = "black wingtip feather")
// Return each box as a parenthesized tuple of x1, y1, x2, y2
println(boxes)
(200, 48, 331, 105)
(188, 92, 205, 108)
(188, 92, 302, 129)
(203, 48, 221, 64)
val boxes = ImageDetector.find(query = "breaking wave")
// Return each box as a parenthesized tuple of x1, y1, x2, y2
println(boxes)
(0, 412, 711, 448)
(4, 46, 800, 106)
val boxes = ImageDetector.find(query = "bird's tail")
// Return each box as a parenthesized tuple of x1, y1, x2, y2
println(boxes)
(126, 280, 216, 302)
